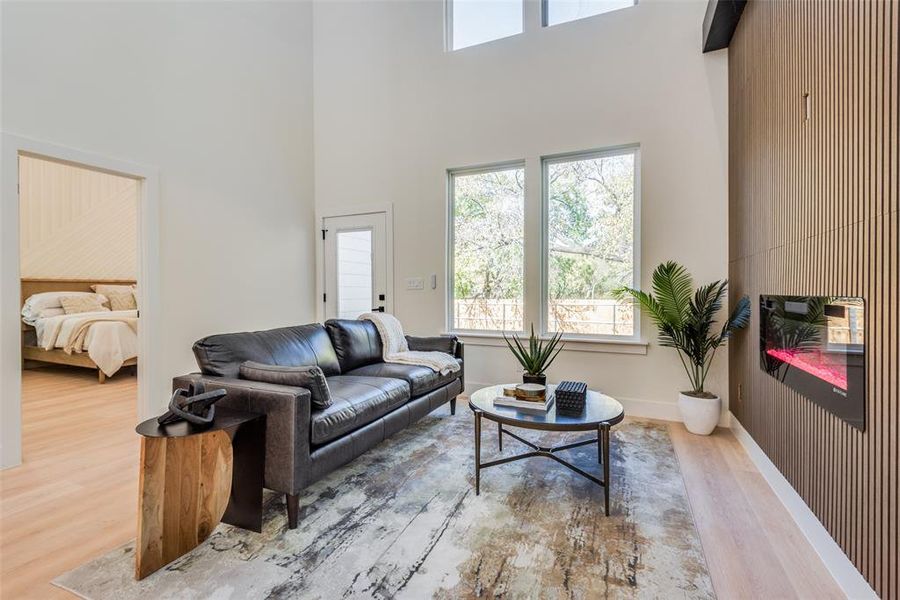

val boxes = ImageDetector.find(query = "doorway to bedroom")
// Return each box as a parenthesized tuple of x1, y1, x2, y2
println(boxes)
(1, 137, 158, 592)
(17, 154, 140, 463)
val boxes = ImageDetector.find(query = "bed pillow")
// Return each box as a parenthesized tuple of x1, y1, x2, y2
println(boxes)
(37, 307, 66, 319)
(91, 283, 135, 296)
(22, 291, 107, 324)
(239, 361, 333, 409)
(108, 292, 137, 311)
(91, 284, 136, 310)
(59, 295, 110, 315)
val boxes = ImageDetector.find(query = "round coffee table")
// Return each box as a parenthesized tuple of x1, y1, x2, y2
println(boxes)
(468, 384, 625, 516)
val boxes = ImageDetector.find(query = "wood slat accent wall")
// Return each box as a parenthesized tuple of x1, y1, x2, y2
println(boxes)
(728, 1, 898, 597)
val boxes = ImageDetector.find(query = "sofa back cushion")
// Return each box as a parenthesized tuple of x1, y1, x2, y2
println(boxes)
(193, 323, 341, 378)
(325, 319, 383, 372)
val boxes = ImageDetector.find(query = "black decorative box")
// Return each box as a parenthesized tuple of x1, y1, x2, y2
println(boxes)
(555, 380, 587, 414)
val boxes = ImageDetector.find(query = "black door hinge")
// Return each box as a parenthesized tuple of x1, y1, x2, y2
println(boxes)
(323, 293, 327, 302)
(322, 229, 327, 240)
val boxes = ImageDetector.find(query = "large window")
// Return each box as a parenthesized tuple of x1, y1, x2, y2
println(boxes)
(449, 164, 525, 332)
(448, 147, 639, 340)
(448, 0, 523, 50)
(544, 148, 638, 337)
(543, 0, 635, 27)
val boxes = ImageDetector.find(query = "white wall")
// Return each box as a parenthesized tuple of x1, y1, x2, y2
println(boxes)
(19, 155, 138, 280)
(313, 0, 729, 418)
(1, 1, 316, 466)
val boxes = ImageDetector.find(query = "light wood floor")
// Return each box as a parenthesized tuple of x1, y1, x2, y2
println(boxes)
(0, 367, 139, 600)
(0, 373, 843, 599)
(669, 423, 843, 599)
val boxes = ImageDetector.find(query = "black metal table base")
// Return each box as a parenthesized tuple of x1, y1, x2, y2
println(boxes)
(474, 412, 612, 516)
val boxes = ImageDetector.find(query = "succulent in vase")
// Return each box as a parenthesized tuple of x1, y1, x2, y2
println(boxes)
(503, 324, 565, 386)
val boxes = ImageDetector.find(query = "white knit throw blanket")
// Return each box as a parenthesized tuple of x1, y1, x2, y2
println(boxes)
(360, 312, 461, 375)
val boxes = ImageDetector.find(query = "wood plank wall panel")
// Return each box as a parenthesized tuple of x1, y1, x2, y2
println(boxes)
(18, 155, 138, 280)
(728, 1, 898, 597)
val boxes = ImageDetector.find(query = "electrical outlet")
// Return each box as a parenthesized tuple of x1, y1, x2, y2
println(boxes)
(405, 277, 424, 291)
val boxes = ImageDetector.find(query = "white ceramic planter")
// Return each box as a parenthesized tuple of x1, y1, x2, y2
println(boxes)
(678, 392, 721, 435)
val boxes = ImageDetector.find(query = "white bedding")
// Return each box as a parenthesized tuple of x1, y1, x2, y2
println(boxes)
(33, 310, 138, 377)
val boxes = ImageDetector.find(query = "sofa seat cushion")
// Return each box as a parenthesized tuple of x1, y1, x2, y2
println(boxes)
(311, 376, 410, 445)
(345, 361, 460, 397)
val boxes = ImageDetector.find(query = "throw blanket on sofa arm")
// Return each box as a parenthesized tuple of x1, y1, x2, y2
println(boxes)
(360, 312, 461, 375)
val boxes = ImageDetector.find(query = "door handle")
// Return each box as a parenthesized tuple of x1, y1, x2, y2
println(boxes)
(372, 306, 385, 312)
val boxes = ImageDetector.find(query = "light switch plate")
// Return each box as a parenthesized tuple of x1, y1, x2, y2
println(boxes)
(405, 277, 425, 290)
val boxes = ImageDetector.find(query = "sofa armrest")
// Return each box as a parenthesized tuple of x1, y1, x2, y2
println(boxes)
(455, 339, 465, 393)
(405, 334, 458, 355)
(172, 373, 312, 495)
(403, 335, 464, 392)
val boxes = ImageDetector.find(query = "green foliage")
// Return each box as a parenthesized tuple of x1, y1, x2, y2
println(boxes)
(453, 154, 635, 307)
(453, 168, 525, 302)
(503, 324, 565, 375)
(616, 261, 751, 395)
(547, 154, 634, 301)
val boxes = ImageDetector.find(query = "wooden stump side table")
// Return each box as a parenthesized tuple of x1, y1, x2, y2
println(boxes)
(134, 408, 265, 580)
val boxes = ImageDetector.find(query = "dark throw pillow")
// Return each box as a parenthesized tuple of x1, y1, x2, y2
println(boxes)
(239, 361, 332, 409)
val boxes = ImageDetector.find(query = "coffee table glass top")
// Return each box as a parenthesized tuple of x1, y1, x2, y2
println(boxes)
(468, 384, 625, 430)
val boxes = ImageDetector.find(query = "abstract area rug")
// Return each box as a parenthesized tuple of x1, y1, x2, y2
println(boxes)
(55, 412, 714, 599)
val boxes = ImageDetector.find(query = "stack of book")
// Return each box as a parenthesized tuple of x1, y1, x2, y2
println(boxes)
(494, 383, 555, 412)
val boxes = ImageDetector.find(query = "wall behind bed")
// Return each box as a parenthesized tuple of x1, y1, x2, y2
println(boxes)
(19, 156, 138, 281)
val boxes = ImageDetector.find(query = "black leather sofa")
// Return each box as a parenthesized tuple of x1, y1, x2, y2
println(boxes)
(173, 319, 463, 528)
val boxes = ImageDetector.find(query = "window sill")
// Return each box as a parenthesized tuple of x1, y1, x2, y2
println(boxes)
(444, 331, 648, 355)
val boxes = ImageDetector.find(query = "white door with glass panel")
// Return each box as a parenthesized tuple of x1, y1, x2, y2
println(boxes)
(323, 213, 390, 320)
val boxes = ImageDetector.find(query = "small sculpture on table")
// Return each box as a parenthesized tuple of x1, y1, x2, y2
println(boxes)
(157, 381, 227, 428)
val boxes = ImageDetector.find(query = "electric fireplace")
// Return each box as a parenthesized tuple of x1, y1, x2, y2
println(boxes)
(759, 295, 866, 431)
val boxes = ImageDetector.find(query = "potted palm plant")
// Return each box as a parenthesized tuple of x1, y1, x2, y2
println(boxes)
(503, 324, 565, 386)
(617, 261, 751, 435)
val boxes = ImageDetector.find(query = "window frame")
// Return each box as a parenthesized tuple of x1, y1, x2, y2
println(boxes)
(446, 160, 527, 335)
(540, 144, 641, 342)
(541, 0, 638, 28)
(445, 0, 525, 52)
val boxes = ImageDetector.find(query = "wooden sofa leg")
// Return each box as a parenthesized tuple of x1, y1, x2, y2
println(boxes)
(98, 369, 106, 384)
(450, 397, 457, 416)
(286, 494, 299, 529)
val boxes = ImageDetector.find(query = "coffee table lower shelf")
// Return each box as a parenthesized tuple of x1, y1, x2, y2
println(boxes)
(473, 411, 613, 515)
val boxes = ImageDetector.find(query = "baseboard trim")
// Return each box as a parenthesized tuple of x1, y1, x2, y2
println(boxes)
(463, 381, 730, 427)
(730, 414, 878, 599)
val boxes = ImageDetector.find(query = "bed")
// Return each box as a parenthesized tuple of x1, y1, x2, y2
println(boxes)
(21, 278, 139, 383)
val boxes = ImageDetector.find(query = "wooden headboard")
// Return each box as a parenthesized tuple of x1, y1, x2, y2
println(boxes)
(20, 278, 136, 306)
(20, 278, 137, 331)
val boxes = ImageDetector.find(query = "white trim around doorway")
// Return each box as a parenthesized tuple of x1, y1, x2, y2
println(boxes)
(314, 203, 394, 324)
(1, 133, 161, 469)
